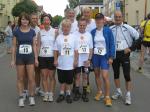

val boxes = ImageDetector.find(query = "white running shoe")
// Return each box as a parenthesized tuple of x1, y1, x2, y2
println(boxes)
(48, 93, 54, 102)
(29, 97, 35, 106)
(43, 94, 49, 102)
(18, 97, 25, 107)
(125, 95, 131, 105)
(111, 91, 122, 100)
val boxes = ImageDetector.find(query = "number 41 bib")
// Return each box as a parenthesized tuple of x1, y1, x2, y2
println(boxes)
(19, 44, 32, 54)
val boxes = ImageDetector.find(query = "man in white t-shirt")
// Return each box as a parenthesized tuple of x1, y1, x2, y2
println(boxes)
(82, 7, 96, 33)
(73, 18, 93, 102)
(54, 19, 78, 104)
(82, 7, 96, 93)
(59, 9, 78, 34)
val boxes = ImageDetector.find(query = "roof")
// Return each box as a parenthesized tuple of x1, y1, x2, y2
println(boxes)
(79, 0, 103, 5)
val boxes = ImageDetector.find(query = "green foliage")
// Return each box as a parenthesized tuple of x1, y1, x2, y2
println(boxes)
(12, 0, 38, 17)
(52, 15, 63, 28)
(68, 0, 79, 8)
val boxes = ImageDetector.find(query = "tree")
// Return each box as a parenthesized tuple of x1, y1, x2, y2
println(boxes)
(68, 0, 79, 8)
(12, 0, 38, 17)
(52, 15, 63, 28)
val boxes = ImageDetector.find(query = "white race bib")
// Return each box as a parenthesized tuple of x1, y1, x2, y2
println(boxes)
(116, 41, 124, 50)
(40, 46, 53, 56)
(94, 47, 106, 55)
(19, 44, 32, 54)
(61, 43, 73, 56)
(78, 44, 89, 54)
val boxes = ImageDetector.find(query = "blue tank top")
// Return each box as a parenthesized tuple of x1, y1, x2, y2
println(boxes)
(13, 28, 36, 57)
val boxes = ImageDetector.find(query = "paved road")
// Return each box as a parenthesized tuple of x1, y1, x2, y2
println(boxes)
(0, 53, 150, 112)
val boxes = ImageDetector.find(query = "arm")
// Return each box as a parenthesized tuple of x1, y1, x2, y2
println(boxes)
(11, 36, 17, 67)
(109, 29, 115, 59)
(73, 50, 78, 68)
(33, 36, 38, 66)
(36, 32, 41, 55)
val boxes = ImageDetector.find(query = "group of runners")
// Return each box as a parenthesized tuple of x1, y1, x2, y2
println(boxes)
(9, 7, 150, 108)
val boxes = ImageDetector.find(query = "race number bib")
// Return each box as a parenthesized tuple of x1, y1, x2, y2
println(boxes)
(94, 47, 106, 55)
(40, 46, 53, 56)
(78, 44, 89, 54)
(61, 43, 73, 56)
(116, 41, 124, 50)
(19, 44, 32, 54)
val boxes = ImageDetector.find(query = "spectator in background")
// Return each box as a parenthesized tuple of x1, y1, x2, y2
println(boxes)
(4, 21, 13, 54)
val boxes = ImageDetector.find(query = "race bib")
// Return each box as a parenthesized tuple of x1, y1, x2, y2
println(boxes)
(61, 43, 73, 56)
(94, 47, 106, 55)
(40, 46, 53, 56)
(19, 44, 32, 54)
(78, 44, 89, 54)
(116, 41, 124, 50)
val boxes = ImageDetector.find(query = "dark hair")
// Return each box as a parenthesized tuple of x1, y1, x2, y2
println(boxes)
(147, 13, 150, 19)
(18, 12, 31, 27)
(8, 21, 12, 25)
(41, 14, 52, 23)
(95, 13, 104, 20)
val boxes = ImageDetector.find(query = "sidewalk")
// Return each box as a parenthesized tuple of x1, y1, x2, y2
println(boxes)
(0, 42, 6, 58)
(130, 51, 150, 79)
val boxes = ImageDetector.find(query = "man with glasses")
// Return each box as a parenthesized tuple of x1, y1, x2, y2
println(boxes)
(110, 11, 139, 105)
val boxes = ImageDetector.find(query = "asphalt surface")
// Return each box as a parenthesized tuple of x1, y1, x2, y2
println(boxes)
(0, 47, 150, 112)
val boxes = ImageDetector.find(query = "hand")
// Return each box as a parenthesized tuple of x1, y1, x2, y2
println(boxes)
(124, 48, 131, 54)
(10, 60, 15, 68)
(35, 59, 39, 67)
(73, 61, 78, 68)
(84, 60, 90, 67)
(108, 58, 113, 65)
(54, 60, 58, 67)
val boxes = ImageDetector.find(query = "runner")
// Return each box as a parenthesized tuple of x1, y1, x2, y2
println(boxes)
(82, 7, 96, 93)
(37, 14, 56, 102)
(11, 12, 38, 107)
(59, 8, 78, 34)
(91, 13, 115, 106)
(54, 19, 78, 104)
(110, 11, 139, 105)
(138, 13, 150, 73)
(30, 13, 44, 96)
(73, 18, 93, 102)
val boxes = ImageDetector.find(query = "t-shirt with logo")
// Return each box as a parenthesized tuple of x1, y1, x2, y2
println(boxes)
(13, 28, 36, 57)
(94, 29, 107, 56)
(39, 27, 55, 57)
(73, 31, 93, 67)
(54, 33, 78, 70)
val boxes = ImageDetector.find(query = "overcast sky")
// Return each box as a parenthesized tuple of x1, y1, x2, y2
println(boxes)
(34, 0, 68, 16)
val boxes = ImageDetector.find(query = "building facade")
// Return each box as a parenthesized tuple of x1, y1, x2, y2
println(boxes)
(74, 0, 103, 18)
(103, 0, 123, 19)
(125, 0, 150, 25)
(0, 0, 22, 31)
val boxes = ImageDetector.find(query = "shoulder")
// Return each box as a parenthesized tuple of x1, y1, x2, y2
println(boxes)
(110, 25, 116, 30)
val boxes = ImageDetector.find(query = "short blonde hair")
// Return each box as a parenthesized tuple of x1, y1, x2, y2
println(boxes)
(61, 19, 72, 27)
(82, 7, 92, 13)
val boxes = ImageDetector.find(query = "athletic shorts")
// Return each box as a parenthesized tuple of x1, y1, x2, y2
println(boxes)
(92, 54, 109, 70)
(142, 41, 150, 47)
(75, 66, 90, 74)
(38, 57, 56, 70)
(57, 69, 74, 85)
(16, 56, 35, 65)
